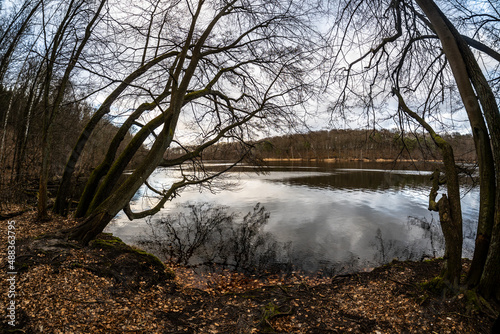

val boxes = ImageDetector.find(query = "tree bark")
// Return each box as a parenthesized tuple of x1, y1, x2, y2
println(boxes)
(37, 130, 51, 221)
(74, 111, 165, 217)
(394, 90, 462, 286)
(429, 170, 462, 286)
(54, 51, 177, 215)
(415, 0, 497, 293)
(425, 1, 500, 294)
(68, 210, 115, 245)
(70, 113, 177, 243)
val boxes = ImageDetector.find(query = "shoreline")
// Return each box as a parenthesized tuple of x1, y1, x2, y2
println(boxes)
(262, 157, 477, 163)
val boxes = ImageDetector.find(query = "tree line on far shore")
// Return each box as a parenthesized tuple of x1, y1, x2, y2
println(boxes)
(196, 129, 476, 162)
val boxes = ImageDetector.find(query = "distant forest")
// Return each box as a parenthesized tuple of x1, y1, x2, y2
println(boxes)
(196, 129, 476, 162)
(0, 86, 148, 201)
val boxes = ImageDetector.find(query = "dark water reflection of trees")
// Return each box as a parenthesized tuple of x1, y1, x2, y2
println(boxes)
(210, 159, 477, 191)
(112, 161, 478, 276)
(138, 202, 447, 276)
(281, 170, 431, 192)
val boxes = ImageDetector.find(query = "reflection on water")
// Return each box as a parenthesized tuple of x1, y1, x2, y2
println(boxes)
(281, 170, 431, 191)
(106, 161, 479, 274)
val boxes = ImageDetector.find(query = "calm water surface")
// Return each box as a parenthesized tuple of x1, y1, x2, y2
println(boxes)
(106, 161, 479, 274)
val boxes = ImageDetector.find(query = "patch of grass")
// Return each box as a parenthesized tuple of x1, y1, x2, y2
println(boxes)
(129, 246, 175, 279)
(89, 233, 175, 280)
(262, 302, 281, 319)
(259, 302, 293, 332)
(420, 276, 446, 295)
(423, 258, 439, 263)
(89, 235, 125, 249)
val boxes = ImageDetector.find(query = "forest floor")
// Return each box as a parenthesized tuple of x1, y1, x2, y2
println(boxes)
(1, 209, 498, 334)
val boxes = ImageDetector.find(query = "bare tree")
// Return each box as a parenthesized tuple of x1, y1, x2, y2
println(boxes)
(394, 89, 462, 286)
(0, 0, 42, 191)
(62, 0, 324, 244)
(0, 0, 42, 84)
(329, 0, 500, 298)
(35, 0, 107, 220)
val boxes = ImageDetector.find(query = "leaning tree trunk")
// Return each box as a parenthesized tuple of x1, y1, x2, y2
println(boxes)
(55, 51, 177, 215)
(415, 0, 497, 291)
(69, 115, 176, 244)
(433, 1, 500, 294)
(75, 106, 165, 218)
(394, 90, 463, 286)
(441, 11, 500, 301)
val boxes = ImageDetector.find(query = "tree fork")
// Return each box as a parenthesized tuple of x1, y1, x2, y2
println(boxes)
(394, 89, 462, 286)
(68, 211, 115, 245)
(69, 116, 179, 243)
(441, 7, 500, 300)
(85, 112, 168, 215)
(54, 51, 178, 215)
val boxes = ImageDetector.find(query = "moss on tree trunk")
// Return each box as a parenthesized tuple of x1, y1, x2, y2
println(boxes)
(394, 89, 462, 286)
(415, 0, 498, 296)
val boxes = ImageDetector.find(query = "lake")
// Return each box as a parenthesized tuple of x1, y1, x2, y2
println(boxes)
(105, 161, 480, 275)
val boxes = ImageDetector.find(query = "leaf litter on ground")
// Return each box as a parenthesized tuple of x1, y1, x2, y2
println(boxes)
(0, 210, 497, 333)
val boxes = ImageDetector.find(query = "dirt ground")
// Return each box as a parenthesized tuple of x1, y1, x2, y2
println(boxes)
(1, 210, 498, 333)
